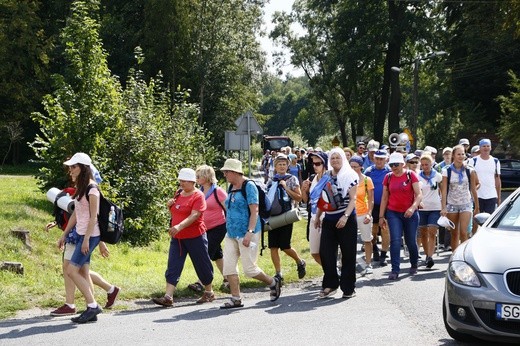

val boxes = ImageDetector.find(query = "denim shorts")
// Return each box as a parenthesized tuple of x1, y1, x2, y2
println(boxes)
(446, 203, 473, 213)
(69, 235, 100, 267)
(419, 210, 441, 227)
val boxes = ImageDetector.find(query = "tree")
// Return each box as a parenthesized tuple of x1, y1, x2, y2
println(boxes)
(498, 71, 520, 149)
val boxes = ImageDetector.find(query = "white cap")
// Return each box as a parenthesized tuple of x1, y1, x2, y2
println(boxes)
(459, 138, 470, 146)
(442, 147, 452, 154)
(423, 146, 437, 154)
(178, 168, 196, 182)
(63, 152, 92, 166)
(388, 152, 405, 165)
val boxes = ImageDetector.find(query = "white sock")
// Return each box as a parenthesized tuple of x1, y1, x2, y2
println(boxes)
(164, 294, 172, 300)
(87, 302, 98, 309)
(270, 278, 277, 287)
(107, 285, 115, 294)
(65, 303, 75, 309)
(231, 296, 241, 301)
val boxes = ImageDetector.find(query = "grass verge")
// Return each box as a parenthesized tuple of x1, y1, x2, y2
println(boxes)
(0, 175, 320, 319)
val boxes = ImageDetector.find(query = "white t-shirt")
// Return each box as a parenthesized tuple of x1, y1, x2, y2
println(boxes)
(469, 156, 500, 199)
(418, 171, 442, 210)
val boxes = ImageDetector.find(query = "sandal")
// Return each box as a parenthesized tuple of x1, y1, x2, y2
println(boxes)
(188, 282, 204, 293)
(318, 288, 337, 299)
(220, 298, 244, 309)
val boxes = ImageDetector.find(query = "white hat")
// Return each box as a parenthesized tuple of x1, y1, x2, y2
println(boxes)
(405, 153, 419, 162)
(388, 152, 405, 165)
(63, 152, 92, 166)
(374, 149, 388, 159)
(220, 158, 243, 174)
(178, 168, 196, 182)
(424, 146, 437, 154)
(442, 147, 452, 154)
(471, 145, 480, 154)
(459, 138, 470, 146)
(437, 216, 455, 230)
(367, 140, 380, 152)
(274, 153, 289, 164)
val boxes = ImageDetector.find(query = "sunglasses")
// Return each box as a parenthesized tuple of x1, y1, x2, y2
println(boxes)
(408, 161, 418, 165)
(389, 163, 401, 168)
(312, 161, 323, 166)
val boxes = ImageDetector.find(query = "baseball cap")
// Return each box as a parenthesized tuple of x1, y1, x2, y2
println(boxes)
(459, 138, 470, 146)
(374, 150, 388, 159)
(442, 147, 452, 154)
(63, 152, 92, 166)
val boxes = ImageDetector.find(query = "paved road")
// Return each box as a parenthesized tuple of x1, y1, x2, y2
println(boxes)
(0, 246, 460, 346)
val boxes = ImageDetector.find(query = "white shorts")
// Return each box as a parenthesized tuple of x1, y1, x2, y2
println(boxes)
(309, 214, 324, 254)
(223, 233, 263, 278)
(63, 242, 75, 261)
(357, 214, 373, 242)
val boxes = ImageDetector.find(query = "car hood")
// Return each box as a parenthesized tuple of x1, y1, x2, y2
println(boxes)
(465, 228, 520, 273)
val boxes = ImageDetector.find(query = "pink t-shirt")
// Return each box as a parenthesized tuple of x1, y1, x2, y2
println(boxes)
(202, 186, 227, 230)
(383, 170, 419, 213)
(170, 190, 207, 239)
(74, 187, 101, 237)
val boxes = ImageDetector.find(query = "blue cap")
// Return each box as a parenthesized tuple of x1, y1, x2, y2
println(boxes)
(479, 138, 491, 146)
(374, 149, 388, 158)
(309, 151, 328, 166)
(349, 156, 364, 166)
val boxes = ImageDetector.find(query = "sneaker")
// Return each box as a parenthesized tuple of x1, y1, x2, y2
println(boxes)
(363, 265, 373, 275)
(426, 256, 435, 269)
(379, 256, 387, 267)
(342, 290, 356, 299)
(297, 260, 307, 279)
(409, 266, 418, 275)
(270, 276, 282, 302)
(50, 304, 76, 316)
(318, 288, 337, 299)
(388, 272, 399, 280)
(196, 291, 215, 304)
(71, 305, 102, 324)
(152, 295, 173, 307)
(104, 286, 120, 309)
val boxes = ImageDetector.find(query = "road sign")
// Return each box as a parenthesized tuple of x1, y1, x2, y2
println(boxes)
(235, 110, 263, 135)
(225, 131, 249, 151)
(403, 128, 414, 144)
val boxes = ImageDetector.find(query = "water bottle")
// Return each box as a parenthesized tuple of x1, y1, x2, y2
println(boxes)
(108, 206, 116, 232)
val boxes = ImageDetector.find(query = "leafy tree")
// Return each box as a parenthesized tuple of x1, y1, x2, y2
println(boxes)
(498, 71, 520, 149)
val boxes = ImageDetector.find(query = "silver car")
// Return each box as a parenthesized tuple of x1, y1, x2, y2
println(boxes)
(443, 189, 520, 343)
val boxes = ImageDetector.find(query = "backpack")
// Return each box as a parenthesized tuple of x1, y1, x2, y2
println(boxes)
(53, 191, 71, 230)
(446, 166, 471, 196)
(228, 179, 271, 254)
(267, 176, 293, 216)
(86, 184, 124, 244)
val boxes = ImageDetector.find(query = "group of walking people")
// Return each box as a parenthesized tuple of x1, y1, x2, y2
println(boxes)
(48, 136, 501, 322)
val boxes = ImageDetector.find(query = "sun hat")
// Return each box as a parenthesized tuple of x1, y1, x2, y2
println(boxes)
(437, 216, 455, 230)
(349, 156, 364, 166)
(63, 152, 92, 166)
(424, 146, 437, 154)
(406, 153, 419, 162)
(388, 152, 405, 165)
(374, 149, 388, 159)
(459, 138, 470, 146)
(471, 145, 480, 154)
(309, 151, 328, 166)
(442, 147, 452, 154)
(178, 168, 196, 182)
(274, 153, 290, 164)
(367, 140, 380, 152)
(220, 158, 243, 174)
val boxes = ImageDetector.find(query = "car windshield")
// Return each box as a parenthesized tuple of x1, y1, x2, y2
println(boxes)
(491, 194, 520, 231)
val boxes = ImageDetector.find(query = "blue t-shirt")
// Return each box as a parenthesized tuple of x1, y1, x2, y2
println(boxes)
(288, 164, 300, 178)
(365, 165, 390, 205)
(225, 181, 261, 238)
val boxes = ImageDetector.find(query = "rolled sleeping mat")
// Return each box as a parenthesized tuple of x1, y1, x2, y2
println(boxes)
(46, 188, 61, 203)
(57, 194, 75, 214)
(264, 208, 302, 231)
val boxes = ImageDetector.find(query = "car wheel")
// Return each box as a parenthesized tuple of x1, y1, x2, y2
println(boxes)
(442, 295, 478, 342)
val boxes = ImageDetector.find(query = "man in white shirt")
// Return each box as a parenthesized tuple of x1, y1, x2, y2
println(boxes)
(469, 138, 501, 214)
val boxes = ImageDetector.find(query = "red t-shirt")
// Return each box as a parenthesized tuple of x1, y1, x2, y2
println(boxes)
(383, 170, 419, 213)
(169, 190, 207, 239)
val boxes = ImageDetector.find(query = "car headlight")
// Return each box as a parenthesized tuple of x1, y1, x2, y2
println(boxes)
(449, 261, 481, 287)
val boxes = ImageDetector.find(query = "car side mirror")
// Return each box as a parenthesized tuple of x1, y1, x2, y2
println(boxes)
(474, 212, 491, 226)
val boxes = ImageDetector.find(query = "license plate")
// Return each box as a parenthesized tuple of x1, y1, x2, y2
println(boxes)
(496, 303, 520, 320)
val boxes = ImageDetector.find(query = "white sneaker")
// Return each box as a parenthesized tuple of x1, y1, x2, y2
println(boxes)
(363, 265, 373, 275)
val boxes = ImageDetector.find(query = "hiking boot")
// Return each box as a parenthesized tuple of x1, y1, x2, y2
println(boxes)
(152, 295, 173, 307)
(270, 276, 281, 302)
(409, 266, 418, 275)
(71, 305, 102, 324)
(50, 304, 76, 316)
(426, 256, 435, 269)
(297, 260, 307, 279)
(196, 291, 215, 304)
(104, 286, 120, 309)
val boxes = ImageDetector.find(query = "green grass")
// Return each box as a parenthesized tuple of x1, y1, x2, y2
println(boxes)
(0, 175, 320, 319)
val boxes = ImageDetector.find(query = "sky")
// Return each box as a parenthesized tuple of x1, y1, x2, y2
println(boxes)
(260, 0, 304, 77)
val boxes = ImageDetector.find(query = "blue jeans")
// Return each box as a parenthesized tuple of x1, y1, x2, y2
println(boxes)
(386, 209, 419, 273)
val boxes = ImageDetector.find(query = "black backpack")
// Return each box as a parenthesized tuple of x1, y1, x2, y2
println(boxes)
(87, 184, 124, 244)
(267, 176, 293, 216)
(227, 179, 271, 254)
